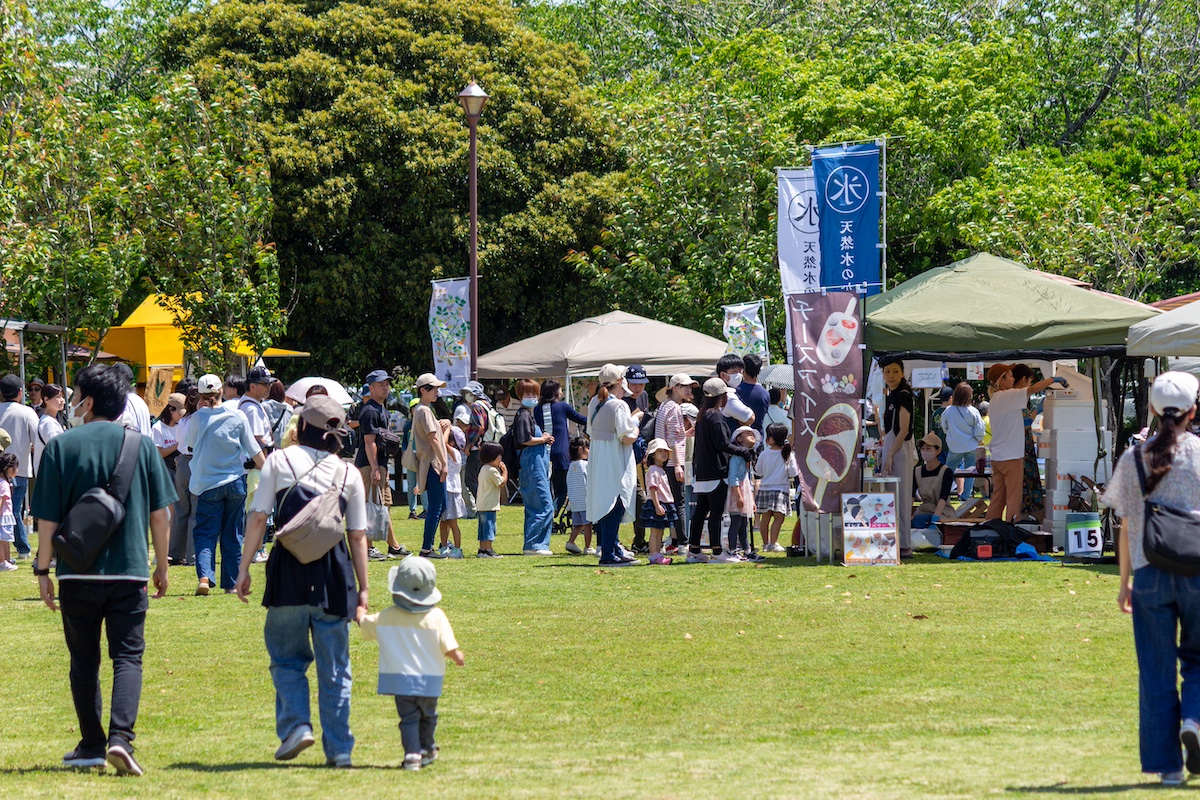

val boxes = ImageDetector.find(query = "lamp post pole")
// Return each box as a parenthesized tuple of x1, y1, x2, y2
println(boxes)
(458, 82, 489, 381)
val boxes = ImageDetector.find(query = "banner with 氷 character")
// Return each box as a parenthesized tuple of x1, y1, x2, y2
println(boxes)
(811, 144, 881, 294)
(788, 291, 863, 512)
(841, 493, 899, 566)
(428, 277, 471, 394)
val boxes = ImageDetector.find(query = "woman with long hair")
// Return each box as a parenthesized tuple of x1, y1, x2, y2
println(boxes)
(1105, 371, 1200, 786)
(940, 381, 985, 500)
(877, 358, 917, 558)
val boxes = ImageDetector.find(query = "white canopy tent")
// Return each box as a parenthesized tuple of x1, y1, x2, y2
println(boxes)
(1127, 299, 1200, 356)
(476, 310, 729, 379)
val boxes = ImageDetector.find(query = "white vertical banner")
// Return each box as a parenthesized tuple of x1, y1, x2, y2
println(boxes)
(778, 168, 821, 295)
(722, 300, 769, 361)
(429, 277, 471, 394)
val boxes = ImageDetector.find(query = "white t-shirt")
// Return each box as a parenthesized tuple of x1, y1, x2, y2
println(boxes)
(120, 392, 154, 438)
(445, 448, 463, 494)
(176, 414, 194, 455)
(33, 413, 64, 476)
(238, 396, 270, 441)
(988, 388, 1029, 462)
(0, 401, 39, 478)
(250, 446, 367, 531)
(754, 447, 799, 492)
(152, 420, 179, 452)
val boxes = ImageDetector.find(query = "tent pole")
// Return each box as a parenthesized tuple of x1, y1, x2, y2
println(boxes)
(879, 136, 888, 291)
(1091, 357, 1104, 480)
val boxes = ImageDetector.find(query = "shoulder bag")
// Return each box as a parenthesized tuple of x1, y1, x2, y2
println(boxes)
(1132, 443, 1200, 576)
(273, 451, 350, 564)
(52, 429, 141, 572)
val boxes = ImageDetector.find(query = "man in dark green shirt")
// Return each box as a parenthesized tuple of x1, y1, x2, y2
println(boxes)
(32, 365, 176, 777)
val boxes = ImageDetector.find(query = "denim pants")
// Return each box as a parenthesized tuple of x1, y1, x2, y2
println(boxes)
(11, 475, 28, 555)
(421, 467, 446, 552)
(595, 499, 626, 562)
(407, 470, 422, 512)
(945, 450, 975, 498)
(912, 513, 939, 530)
(477, 511, 496, 542)
(264, 605, 354, 760)
(193, 476, 246, 589)
(519, 442, 553, 551)
(1132, 564, 1200, 773)
(59, 580, 148, 755)
(394, 696, 438, 757)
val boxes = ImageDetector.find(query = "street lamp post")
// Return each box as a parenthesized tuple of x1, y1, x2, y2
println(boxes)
(458, 81, 488, 381)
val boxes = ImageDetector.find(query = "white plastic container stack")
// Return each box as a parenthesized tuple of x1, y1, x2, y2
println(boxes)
(1038, 373, 1113, 548)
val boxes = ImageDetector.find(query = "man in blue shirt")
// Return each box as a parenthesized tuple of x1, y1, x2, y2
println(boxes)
(735, 354, 771, 436)
(187, 374, 264, 596)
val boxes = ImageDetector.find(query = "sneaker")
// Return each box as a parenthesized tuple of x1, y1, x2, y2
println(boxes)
(367, 547, 392, 561)
(564, 541, 583, 554)
(421, 747, 439, 766)
(437, 544, 453, 557)
(63, 747, 107, 769)
(15, 551, 29, 561)
(598, 557, 638, 567)
(252, 549, 269, 563)
(523, 549, 553, 556)
(275, 725, 315, 760)
(664, 544, 679, 555)
(326, 753, 352, 768)
(1183, 719, 1200, 774)
(476, 549, 503, 559)
(0, 561, 17, 571)
(1163, 770, 1186, 786)
(745, 550, 766, 563)
(448, 547, 464, 559)
(403, 753, 422, 771)
(195, 578, 211, 596)
(584, 547, 596, 555)
(617, 543, 635, 560)
(106, 741, 143, 776)
(415, 510, 426, 520)
(389, 545, 411, 557)
(408, 510, 419, 519)
(686, 551, 711, 564)
(633, 544, 650, 555)
(426, 548, 448, 559)
(714, 551, 743, 564)
(649, 553, 672, 566)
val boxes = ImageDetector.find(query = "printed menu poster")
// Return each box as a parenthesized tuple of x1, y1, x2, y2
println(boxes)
(788, 291, 864, 512)
(842, 493, 899, 566)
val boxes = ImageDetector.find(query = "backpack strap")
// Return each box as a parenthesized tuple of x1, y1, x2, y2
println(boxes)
(107, 429, 142, 504)
(1132, 443, 1150, 497)
(274, 451, 327, 518)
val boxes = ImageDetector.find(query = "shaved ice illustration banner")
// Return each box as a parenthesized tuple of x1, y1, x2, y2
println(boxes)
(429, 277, 471, 394)
(722, 300, 769, 360)
(788, 291, 864, 512)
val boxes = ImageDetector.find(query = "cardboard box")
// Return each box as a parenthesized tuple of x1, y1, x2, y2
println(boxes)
(1043, 399, 1109, 430)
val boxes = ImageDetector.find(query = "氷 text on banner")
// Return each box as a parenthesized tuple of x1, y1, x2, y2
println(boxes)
(777, 169, 821, 294)
(789, 291, 863, 512)
(811, 144, 880, 293)
(429, 277, 471, 394)
(722, 300, 769, 361)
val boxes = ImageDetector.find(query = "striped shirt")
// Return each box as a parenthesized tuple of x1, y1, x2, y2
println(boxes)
(567, 459, 588, 513)
(655, 400, 686, 467)
(360, 605, 459, 697)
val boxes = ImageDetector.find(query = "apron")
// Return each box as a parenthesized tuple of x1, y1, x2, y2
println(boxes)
(914, 463, 950, 515)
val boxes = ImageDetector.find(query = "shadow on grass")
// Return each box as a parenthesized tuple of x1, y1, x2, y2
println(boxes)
(1005, 782, 1165, 794)
(168, 761, 404, 772)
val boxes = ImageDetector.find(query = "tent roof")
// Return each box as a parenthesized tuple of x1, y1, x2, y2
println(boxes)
(1128, 297, 1200, 356)
(864, 252, 1159, 359)
(112, 294, 309, 360)
(476, 310, 729, 378)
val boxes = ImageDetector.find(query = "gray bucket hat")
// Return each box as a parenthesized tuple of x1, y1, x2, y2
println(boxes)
(388, 557, 442, 612)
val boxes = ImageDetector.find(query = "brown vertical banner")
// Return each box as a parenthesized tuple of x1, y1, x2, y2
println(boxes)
(788, 292, 864, 512)
(144, 367, 175, 418)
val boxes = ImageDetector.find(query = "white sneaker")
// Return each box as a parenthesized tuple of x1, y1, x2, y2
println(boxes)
(1163, 770, 1186, 786)
(522, 549, 553, 556)
(714, 551, 744, 564)
(685, 552, 711, 563)
(403, 753, 422, 771)
(584, 547, 596, 555)
(564, 541, 583, 554)
(448, 547, 464, 559)
(0, 561, 17, 571)
(437, 544, 453, 556)
(275, 725, 315, 760)
(253, 549, 269, 563)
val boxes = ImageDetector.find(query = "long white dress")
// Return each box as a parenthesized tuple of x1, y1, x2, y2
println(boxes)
(585, 396, 638, 524)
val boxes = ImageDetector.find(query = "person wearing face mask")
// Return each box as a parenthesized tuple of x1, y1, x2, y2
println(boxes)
(735, 354, 771, 436)
(716, 355, 755, 433)
(533, 380, 587, 517)
(30, 384, 66, 519)
(510, 379, 555, 554)
(911, 432, 954, 530)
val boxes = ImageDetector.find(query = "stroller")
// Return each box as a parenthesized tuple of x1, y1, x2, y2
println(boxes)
(553, 501, 571, 538)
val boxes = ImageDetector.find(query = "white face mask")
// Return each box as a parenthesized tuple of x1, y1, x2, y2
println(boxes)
(726, 372, 743, 389)
(68, 399, 87, 427)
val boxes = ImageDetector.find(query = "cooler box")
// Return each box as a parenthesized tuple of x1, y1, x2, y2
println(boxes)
(1042, 399, 1109, 430)
(1037, 429, 1113, 461)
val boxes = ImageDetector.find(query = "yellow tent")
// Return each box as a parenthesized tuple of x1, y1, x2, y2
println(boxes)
(104, 295, 308, 382)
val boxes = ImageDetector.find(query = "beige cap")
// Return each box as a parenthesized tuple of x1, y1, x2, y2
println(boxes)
(414, 373, 447, 391)
(702, 377, 727, 397)
(298, 395, 347, 431)
(656, 373, 698, 403)
(165, 393, 187, 411)
(597, 363, 626, 387)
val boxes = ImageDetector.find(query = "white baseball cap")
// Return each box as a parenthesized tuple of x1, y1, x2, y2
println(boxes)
(1150, 371, 1200, 417)
(197, 374, 223, 394)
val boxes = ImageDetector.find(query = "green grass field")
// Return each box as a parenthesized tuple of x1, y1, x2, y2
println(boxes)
(0, 506, 1187, 798)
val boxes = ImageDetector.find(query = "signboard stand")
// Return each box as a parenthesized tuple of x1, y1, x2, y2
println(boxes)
(841, 491, 900, 566)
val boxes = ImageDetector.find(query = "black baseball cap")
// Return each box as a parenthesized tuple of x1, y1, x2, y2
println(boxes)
(0, 374, 22, 400)
(247, 365, 276, 385)
(365, 369, 391, 385)
(625, 364, 649, 385)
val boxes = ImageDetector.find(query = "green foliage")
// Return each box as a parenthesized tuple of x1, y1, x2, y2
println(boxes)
(164, 0, 622, 381)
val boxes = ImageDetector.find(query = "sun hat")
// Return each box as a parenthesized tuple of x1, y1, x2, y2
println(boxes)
(389, 557, 442, 612)
(165, 393, 187, 411)
(462, 380, 488, 400)
(197, 374, 223, 394)
(986, 363, 1014, 383)
(298, 395, 347, 431)
(702, 377, 727, 397)
(917, 431, 942, 451)
(680, 402, 699, 419)
(414, 373, 446, 391)
(731, 425, 758, 447)
(0, 428, 10, 451)
(449, 426, 466, 450)
(645, 438, 670, 457)
(625, 364, 649, 385)
(1150, 371, 1200, 418)
(598, 363, 626, 387)
(656, 373, 698, 403)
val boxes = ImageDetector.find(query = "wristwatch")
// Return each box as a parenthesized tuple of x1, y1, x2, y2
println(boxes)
(32, 565, 50, 577)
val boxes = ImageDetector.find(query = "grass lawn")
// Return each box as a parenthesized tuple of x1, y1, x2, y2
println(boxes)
(0, 505, 1185, 798)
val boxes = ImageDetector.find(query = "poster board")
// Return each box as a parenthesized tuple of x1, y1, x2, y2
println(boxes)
(143, 367, 175, 418)
(841, 492, 900, 566)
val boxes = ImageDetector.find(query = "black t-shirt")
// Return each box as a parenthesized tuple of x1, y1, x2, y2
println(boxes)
(512, 407, 536, 449)
(883, 388, 914, 441)
(354, 399, 386, 468)
(914, 462, 955, 502)
(623, 392, 650, 415)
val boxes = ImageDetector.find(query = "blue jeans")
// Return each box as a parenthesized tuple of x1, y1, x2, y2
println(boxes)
(596, 499, 626, 562)
(264, 605, 354, 760)
(193, 477, 246, 589)
(11, 476, 28, 555)
(519, 443, 553, 551)
(912, 513, 939, 529)
(407, 470, 422, 512)
(477, 511, 496, 542)
(421, 467, 445, 553)
(945, 450, 975, 498)
(1132, 564, 1200, 773)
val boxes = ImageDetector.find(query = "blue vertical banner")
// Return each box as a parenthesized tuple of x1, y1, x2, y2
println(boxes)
(812, 143, 881, 293)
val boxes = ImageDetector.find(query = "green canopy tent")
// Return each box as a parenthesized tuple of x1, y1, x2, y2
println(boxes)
(864, 253, 1159, 360)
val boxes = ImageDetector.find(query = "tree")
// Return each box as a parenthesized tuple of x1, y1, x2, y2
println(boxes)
(163, 0, 622, 381)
